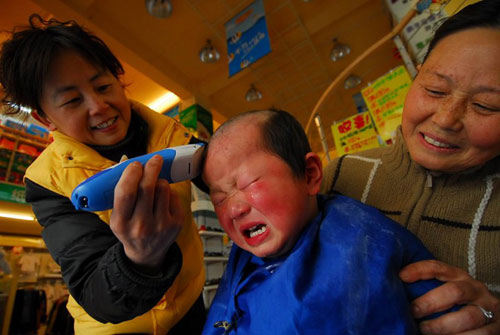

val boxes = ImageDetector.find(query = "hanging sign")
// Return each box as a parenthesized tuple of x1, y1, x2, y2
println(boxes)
(383, 0, 478, 63)
(225, 0, 272, 77)
(331, 111, 380, 155)
(361, 65, 412, 143)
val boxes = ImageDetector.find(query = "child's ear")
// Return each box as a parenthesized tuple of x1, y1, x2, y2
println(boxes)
(31, 111, 57, 131)
(304, 152, 323, 196)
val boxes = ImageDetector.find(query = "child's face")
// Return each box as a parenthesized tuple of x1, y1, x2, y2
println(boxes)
(203, 122, 317, 258)
(37, 49, 131, 146)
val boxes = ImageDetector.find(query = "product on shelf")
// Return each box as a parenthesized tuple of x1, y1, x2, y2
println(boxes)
(0, 138, 15, 150)
(0, 124, 50, 186)
(25, 124, 49, 140)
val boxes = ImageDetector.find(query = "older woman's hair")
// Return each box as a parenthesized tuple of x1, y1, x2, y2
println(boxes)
(212, 109, 312, 178)
(424, 0, 500, 61)
(0, 14, 124, 116)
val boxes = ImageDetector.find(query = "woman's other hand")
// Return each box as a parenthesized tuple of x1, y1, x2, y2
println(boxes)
(110, 155, 183, 273)
(400, 260, 499, 334)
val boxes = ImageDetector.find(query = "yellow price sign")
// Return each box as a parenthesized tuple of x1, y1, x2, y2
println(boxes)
(361, 65, 412, 142)
(331, 112, 380, 156)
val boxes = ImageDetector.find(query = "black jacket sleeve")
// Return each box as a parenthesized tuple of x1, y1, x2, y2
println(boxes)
(25, 178, 182, 324)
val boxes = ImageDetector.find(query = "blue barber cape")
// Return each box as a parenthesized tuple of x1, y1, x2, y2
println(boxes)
(203, 195, 447, 335)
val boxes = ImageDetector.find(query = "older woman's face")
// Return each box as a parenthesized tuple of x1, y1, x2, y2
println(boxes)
(402, 28, 500, 173)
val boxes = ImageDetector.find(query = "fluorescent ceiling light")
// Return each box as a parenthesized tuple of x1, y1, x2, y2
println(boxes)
(0, 212, 35, 221)
(148, 92, 180, 113)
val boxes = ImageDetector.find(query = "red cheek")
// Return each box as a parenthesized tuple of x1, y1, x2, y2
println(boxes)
(247, 182, 272, 207)
(248, 182, 290, 217)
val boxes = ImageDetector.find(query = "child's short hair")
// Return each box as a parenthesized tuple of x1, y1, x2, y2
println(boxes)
(0, 14, 124, 116)
(213, 109, 312, 178)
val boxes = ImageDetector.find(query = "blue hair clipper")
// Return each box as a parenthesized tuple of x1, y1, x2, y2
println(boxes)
(71, 143, 205, 211)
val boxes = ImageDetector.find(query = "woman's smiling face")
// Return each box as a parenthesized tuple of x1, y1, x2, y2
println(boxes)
(402, 28, 500, 173)
(38, 49, 131, 146)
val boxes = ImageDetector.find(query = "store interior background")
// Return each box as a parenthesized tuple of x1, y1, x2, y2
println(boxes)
(0, 0, 406, 237)
(1, 0, 406, 153)
(0, 0, 476, 333)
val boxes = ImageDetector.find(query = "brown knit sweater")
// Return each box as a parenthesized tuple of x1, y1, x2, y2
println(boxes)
(321, 129, 500, 297)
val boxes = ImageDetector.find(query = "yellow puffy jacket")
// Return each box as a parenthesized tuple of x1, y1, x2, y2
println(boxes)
(25, 101, 205, 334)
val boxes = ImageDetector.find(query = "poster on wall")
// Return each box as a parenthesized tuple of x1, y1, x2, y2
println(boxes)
(331, 111, 380, 156)
(361, 65, 412, 143)
(225, 0, 272, 77)
(384, 0, 480, 63)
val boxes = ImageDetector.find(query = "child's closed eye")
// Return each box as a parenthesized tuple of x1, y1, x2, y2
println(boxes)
(237, 177, 259, 190)
(210, 193, 226, 206)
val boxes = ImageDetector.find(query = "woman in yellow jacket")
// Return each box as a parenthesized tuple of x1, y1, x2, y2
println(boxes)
(0, 14, 205, 334)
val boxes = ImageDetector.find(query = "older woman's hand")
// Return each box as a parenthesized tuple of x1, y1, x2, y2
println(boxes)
(400, 260, 499, 334)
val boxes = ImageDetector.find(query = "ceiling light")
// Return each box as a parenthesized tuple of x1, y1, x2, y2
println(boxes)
(148, 91, 180, 113)
(199, 40, 220, 63)
(344, 74, 362, 90)
(245, 85, 262, 102)
(145, 0, 172, 18)
(330, 38, 351, 62)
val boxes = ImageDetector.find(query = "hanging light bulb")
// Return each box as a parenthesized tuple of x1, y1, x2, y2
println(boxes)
(145, 0, 172, 18)
(199, 40, 220, 63)
(330, 38, 351, 62)
(343, 75, 362, 90)
(245, 85, 262, 102)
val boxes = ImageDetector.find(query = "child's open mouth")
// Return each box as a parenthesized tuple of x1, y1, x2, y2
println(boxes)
(245, 224, 267, 238)
(243, 224, 270, 246)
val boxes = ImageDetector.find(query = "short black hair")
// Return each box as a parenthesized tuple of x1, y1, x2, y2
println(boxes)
(0, 14, 124, 116)
(212, 109, 312, 178)
(424, 0, 500, 61)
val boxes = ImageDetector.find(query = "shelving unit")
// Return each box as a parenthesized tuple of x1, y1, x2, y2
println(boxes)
(0, 124, 50, 188)
(198, 230, 230, 308)
(0, 122, 54, 333)
(0, 123, 50, 236)
(199, 230, 226, 237)
(0, 243, 65, 335)
(191, 184, 231, 308)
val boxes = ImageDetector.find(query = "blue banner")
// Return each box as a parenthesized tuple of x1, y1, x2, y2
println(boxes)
(225, 0, 272, 77)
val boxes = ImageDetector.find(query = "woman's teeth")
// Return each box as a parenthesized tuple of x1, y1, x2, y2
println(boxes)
(249, 225, 267, 238)
(423, 135, 455, 148)
(94, 118, 116, 129)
